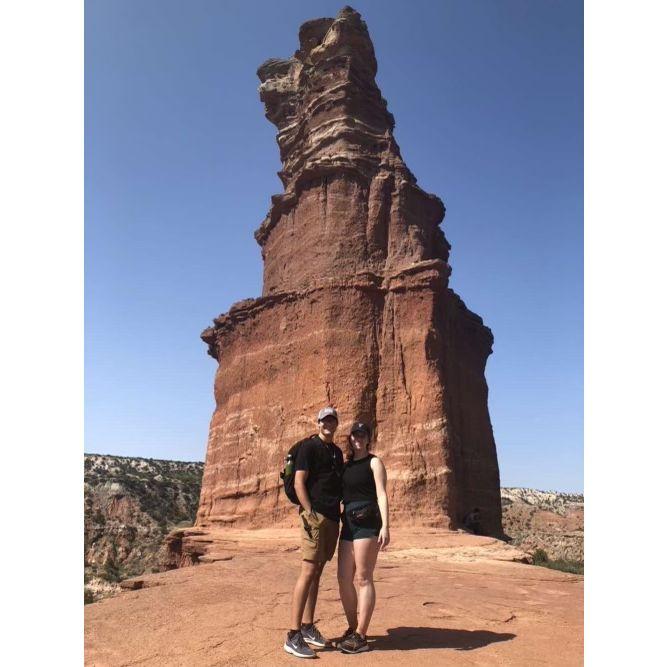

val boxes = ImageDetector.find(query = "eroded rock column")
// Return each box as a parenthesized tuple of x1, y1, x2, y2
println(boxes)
(198, 6, 502, 537)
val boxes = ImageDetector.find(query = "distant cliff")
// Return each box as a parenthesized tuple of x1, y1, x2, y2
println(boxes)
(501, 487, 584, 563)
(84, 454, 203, 602)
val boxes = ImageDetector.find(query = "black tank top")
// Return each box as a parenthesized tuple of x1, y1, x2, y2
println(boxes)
(342, 454, 377, 504)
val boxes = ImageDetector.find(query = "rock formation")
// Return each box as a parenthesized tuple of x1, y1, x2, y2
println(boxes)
(198, 6, 502, 536)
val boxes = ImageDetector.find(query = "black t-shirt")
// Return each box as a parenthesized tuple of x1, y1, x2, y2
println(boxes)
(342, 454, 377, 504)
(294, 436, 343, 521)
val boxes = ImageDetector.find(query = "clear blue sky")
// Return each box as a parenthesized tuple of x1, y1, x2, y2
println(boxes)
(85, 0, 583, 492)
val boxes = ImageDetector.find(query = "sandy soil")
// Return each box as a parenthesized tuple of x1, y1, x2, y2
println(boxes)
(84, 528, 582, 666)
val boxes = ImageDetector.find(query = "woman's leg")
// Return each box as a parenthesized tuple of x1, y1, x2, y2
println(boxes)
(337, 539, 358, 631)
(353, 537, 380, 637)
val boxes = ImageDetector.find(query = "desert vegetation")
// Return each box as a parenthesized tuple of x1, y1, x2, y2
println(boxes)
(532, 548, 584, 575)
(502, 487, 584, 564)
(84, 454, 203, 602)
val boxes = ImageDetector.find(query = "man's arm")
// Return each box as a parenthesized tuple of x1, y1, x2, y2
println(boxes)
(294, 469, 313, 514)
(294, 442, 316, 516)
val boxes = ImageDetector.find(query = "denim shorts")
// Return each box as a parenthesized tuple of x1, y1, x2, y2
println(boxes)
(340, 500, 381, 541)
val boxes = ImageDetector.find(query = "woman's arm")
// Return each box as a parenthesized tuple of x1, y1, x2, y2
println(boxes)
(371, 456, 390, 549)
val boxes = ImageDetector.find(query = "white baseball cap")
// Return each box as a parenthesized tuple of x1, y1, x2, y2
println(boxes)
(317, 406, 338, 421)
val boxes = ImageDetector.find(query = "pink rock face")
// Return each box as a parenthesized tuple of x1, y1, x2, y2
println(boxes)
(198, 7, 502, 536)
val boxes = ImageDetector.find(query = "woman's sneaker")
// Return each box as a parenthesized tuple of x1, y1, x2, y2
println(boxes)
(301, 623, 330, 648)
(339, 632, 369, 654)
(283, 631, 316, 658)
(333, 626, 356, 648)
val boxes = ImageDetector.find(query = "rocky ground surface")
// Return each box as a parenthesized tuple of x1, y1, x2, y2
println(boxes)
(84, 528, 583, 666)
(501, 488, 584, 563)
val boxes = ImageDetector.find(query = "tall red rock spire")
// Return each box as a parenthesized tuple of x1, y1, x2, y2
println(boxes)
(199, 7, 502, 536)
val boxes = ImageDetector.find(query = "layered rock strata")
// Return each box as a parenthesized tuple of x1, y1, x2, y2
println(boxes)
(199, 6, 502, 536)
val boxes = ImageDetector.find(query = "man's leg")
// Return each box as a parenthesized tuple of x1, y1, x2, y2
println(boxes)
(291, 559, 322, 631)
(302, 560, 325, 625)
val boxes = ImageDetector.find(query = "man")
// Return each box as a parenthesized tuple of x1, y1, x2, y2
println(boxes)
(463, 508, 482, 535)
(283, 407, 344, 659)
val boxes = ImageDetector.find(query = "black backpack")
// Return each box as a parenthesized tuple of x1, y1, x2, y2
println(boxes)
(280, 435, 316, 505)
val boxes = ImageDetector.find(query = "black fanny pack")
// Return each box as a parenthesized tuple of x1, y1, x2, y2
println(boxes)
(349, 503, 381, 527)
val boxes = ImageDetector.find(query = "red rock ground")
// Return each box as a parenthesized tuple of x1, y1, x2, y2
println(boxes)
(85, 529, 582, 666)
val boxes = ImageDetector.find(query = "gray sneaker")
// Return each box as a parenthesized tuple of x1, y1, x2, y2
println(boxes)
(301, 623, 330, 648)
(284, 631, 316, 658)
(339, 632, 369, 654)
(335, 627, 356, 648)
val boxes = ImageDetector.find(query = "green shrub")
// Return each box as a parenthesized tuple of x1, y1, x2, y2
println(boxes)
(544, 558, 584, 575)
(532, 548, 583, 575)
(533, 548, 549, 565)
(101, 561, 123, 583)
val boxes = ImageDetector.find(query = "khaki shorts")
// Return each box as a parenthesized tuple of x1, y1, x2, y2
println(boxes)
(299, 509, 340, 562)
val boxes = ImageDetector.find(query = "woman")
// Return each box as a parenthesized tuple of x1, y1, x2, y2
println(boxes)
(336, 421, 390, 654)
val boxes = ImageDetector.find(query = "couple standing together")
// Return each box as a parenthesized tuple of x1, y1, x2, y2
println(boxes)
(284, 407, 390, 658)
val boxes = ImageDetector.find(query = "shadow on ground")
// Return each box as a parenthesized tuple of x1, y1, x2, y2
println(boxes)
(370, 627, 516, 651)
